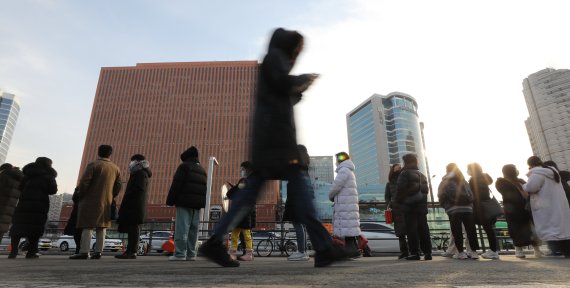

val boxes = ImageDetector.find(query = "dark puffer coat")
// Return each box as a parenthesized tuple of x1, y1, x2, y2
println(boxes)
(385, 175, 406, 237)
(0, 167, 24, 233)
(251, 28, 315, 179)
(395, 165, 429, 214)
(118, 161, 152, 231)
(166, 157, 207, 209)
(495, 177, 536, 246)
(10, 162, 58, 237)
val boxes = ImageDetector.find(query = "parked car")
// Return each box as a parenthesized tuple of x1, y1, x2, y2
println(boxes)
(359, 222, 400, 254)
(141, 231, 173, 253)
(52, 235, 123, 252)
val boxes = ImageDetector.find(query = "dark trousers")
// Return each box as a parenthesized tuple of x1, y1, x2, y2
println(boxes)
(398, 235, 409, 255)
(125, 225, 140, 254)
(449, 212, 479, 253)
(73, 229, 82, 254)
(213, 168, 332, 252)
(10, 235, 39, 257)
(405, 212, 432, 256)
(478, 221, 498, 252)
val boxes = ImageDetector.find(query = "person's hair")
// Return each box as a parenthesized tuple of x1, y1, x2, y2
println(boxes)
(335, 152, 350, 163)
(0, 163, 13, 171)
(240, 161, 253, 171)
(35, 157, 53, 168)
(467, 162, 483, 175)
(131, 154, 145, 161)
(528, 156, 560, 183)
(388, 163, 401, 182)
(98, 145, 113, 158)
(402, 154, 418, 166)
(501, 164, 518, 180)
(446, 163, 465, 184)
(543, 160, 559, 170)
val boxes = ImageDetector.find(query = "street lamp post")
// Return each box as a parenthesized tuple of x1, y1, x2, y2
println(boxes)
(200, 156, 218, 237)
(428, 174, 437, 214)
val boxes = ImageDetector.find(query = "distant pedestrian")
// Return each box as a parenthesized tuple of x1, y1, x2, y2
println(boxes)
(0, 164, 23, 243)
(116, 154, 152, 259)
(227, 161, 256, 261)
(329, 152, 361, 258)
(199, 28, 343, 268)
(467, 162, 500, 259)
(543, 160, 570, 256)
(9, 157, 58, 259)
(63, 187, 82, 254)
(495, 164, 542, 258)
(523, 156, 570, 258)
(284, 145, 312, 262)
(385, 163, 409, 259)
(166, 146, 206, 261)
(70, 145, 121, 260)
(438, 163, 479, 260)
(395, 153, 431, 260)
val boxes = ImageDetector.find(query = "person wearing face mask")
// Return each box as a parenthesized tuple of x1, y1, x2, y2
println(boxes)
(115, 154, 152, 259)
(385, 163, 409, 259)
(227, 161, 256, 261)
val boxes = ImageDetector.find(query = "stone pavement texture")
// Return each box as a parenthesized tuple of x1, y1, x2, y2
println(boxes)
(1, 255, 570, 287)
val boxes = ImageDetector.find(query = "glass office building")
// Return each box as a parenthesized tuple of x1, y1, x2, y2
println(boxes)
(0, 91, 21, 164)
(347, 92, 428, 202)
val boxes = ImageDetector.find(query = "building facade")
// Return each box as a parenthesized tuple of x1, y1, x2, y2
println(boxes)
(0, 90, 21, 164)
(524, 68, 570, 171)
(77, 61, 279, 226)
(346, 92, 428, 203)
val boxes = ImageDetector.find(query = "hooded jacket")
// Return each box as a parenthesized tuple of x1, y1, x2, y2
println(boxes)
(166, 156, 207, 209)
(252, 28, 315, 179)
(495, 177, 530, 222)
(0, 167, 24, 233)
(395, 165, 429, 214)
(437, 172, 473, 215)
(523, 167, 570, 241)
(118, 160, 152, 227)
(329, 160, 361, 237)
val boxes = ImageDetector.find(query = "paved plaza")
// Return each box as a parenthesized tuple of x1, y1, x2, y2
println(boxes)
(1, 254, 570, 287)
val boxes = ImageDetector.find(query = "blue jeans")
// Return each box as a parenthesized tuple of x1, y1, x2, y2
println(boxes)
(174, 207, 200, 257)
(213, 168, 332, 252)
(293, 222, 307, 253)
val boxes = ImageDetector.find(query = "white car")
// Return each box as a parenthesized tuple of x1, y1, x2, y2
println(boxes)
(141, 231, 173, 253)
(359, 222, 401, 254)
(52, 235, 123, 252)
(0, 236, 52, 252)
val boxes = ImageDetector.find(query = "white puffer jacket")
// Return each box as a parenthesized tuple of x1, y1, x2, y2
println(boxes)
(329, 160, 361, 237)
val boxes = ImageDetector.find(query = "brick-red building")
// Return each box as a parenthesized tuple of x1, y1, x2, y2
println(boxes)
(70, 61, 279, 228)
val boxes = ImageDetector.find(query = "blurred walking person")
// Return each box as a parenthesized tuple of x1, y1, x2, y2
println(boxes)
(523, 156, 570, 258)
(329, 152, 361, 258)
(438, 163, 479, 260)
(70, 145, 121, 260)
(495, 164, 542, 258)
(227, 161, 256, 261)
(0, 164, 23, 242)
(543, 160, 570, 256)
(116, 154, 152, 259)
(9, 157, 57, 259)
(468, 162, 500, 259)
(200, 28, 343, 268)
(166, 146, 206, 261)
(396, 154, 431, 260)
(385, 163, 409, 259)
(63, 187, 82, 254)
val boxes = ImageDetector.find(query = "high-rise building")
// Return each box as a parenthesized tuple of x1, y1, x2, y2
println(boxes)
(524, 68, 570, 170)
(346, 92, 428, 204)
(77, 61, 279, 225)
(0, 90, 21, 164)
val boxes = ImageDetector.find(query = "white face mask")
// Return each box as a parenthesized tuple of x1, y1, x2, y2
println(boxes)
(241, 171, 247, 178)
(129, 161, 138, 169)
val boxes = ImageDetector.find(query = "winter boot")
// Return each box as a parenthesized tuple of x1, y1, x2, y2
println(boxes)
(238, 249, 254, 261)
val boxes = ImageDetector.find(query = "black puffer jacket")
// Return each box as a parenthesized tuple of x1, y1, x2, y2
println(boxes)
(395, 165, 428, 214)
(495, 177, 530, 222)
(252, 28, 314, 179)
(10, 162, 58, 237)
(118, 161, 152, 228)
(166, 157, 207, 209)
(0, 167, 24, 233)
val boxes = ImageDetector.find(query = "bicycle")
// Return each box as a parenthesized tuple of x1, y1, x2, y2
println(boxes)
(256, 232, 297, 257)
(430, 232, 450, 252)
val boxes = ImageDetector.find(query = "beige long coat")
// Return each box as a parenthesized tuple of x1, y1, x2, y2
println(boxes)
(76, 158, 121, 228)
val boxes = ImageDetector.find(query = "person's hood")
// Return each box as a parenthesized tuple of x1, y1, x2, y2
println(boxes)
(22, 162, 57, 178)
(336, 159, 355, 172)
(0, 167, 23, 181)
(129, 160, 152, 178)
(268, 28, 303, 61)
(527, 166, 558, 180)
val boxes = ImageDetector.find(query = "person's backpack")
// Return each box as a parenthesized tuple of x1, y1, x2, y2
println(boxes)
(447, 181, 473, 206)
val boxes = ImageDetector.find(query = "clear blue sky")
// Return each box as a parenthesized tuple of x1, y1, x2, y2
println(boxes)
(2, 0, 570, 194)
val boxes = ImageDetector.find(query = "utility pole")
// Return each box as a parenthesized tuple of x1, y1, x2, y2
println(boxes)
(200, 156, 218, 237)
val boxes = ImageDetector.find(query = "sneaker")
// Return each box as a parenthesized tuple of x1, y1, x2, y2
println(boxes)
(405, 254, 421, 260)
(453, 252, 468, 259)
(467, 251, 479, 259)
(288, 252, 309, 261)
(398, 253, 409, 260)
(481, 250, 500, 260)
(69, 253, 89, 260)
(187, 256, 197, 261)
(515, 248, 526, 259)
(440, 251, 453, 258)
(168, 256, 187, 261)
(115, 253, 136, 259)
(198, 239, 240, 267)
(90, 252, 102, 260)
(424, 254, 432, 261)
